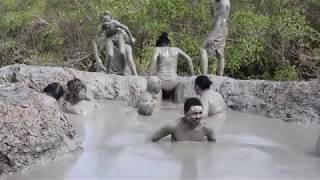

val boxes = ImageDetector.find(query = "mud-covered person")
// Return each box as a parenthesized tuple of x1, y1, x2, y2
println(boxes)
(151, 98, 216, 142)
(43, 78, 98, 115)
(194, 75, 226, 117)
(138, 76, 161, 116)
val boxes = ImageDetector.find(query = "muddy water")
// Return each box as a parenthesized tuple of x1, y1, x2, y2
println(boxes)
(4, 100, 320, 179)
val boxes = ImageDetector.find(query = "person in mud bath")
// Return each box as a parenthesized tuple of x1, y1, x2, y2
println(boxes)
(149, 32, 194, 102)
(137, 76, 161, 116)
(194, 75, 226, 117)
(43, 78, 97, 115)
(94, 11, 138, 75)
(151, 97, 216, 142)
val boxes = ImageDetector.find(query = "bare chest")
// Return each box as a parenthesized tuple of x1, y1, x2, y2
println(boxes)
(172, 127, 206, 142)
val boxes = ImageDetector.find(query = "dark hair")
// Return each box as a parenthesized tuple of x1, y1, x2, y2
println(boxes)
(195, 75, 212, 90)
(67, 78, 86, 93)
(184, 97, 202, 114)
(43, 82, 65, 101)
(156, 32, 170, 47)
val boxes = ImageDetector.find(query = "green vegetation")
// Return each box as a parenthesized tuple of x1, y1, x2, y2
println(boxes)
(0, 0, 319, 80)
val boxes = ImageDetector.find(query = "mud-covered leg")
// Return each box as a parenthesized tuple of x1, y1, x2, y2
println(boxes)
(216, 51, 225, 76)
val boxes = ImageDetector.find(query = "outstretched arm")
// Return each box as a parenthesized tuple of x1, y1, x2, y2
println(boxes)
(178, 48, 194, 75)
(148, 48, 160, 76)
(151, 125, 174, 142)
(203, 127, 216, 142)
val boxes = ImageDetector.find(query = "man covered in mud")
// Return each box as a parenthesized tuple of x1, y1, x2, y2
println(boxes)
(151, 98, 216, 142)
(93, 11, 138, 75)
(137, 76, 161, 116)
(200, 0, 230, 75)
(149, 32, 194, 101)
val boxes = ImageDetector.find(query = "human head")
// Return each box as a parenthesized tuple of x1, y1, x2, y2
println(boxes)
(43, 82, 65, 101)
(194, 75, 212, 95)
(147, 76, 161, 94)
(156, 32, 170, 47)
(183, 98, 203, 127)
(100, 10, 113, 23)
(138, 93, 154, 116)
(67, 78, 87, 101)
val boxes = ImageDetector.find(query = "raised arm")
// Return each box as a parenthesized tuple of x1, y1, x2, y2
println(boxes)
(151, 125, 174, 142)
(203, 127, 216, 142)
(178, 48, 194, 75)
(114, 20, 135, 44)
(148, 48, 160, 76)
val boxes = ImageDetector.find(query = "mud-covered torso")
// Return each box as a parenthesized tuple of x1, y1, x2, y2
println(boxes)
(156, 47, 180, 91)
(171, 122, 207, 142)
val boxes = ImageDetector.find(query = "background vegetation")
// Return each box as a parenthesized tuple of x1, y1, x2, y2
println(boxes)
(0, 0, 319, 80)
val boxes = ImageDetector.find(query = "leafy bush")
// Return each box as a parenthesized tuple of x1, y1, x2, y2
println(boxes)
(0, 0, 319, 80)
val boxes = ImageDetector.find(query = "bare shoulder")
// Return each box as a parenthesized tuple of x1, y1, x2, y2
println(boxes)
(202, 126, 216, 142)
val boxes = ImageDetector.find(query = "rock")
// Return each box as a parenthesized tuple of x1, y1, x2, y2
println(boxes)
(0, 83, 81, 175)
(0, 64, 146, 107)
(0, 64, 319, 124)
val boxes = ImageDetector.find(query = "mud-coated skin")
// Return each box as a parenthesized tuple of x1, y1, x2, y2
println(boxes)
(137, 92, 154, 116)
(200, 0, 230, 75)
(93, 13, 138, 75)
(137, 76, 161, 116)
(149, 47, 194, 92)
(151, 106, 216, 142)
(198, 89, 226, 117)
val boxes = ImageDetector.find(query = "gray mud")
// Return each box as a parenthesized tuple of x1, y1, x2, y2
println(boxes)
(4, 100, 320, 179)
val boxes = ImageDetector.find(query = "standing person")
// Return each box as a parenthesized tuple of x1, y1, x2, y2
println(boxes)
(151, 97, 216, 142)
(200, 0, 230, 76)
(194, 75, 226, 117)
(93, 11, 138, 75)
(149, 32, 194, 101)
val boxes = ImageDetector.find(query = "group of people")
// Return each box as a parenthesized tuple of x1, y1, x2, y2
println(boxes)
(150, 75, 226, 142)
(42, 0, 230, 143)
(42, 75, 226, 143)
(43, 78, 98, 115)
(93, 0, 230, 102)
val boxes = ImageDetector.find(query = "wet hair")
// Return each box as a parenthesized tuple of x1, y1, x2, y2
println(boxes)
(156, 32, 170, 47)
(184, 98, 202, 114)
(195, 75, 212, 90)
(100, 10, 112, 21)
(67, 78, 86, 94)
(43, 82, 65, 101)
(65, 78, 87, 104)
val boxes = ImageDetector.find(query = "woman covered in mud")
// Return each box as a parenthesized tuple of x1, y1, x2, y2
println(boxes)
(149, 32, 194, 101)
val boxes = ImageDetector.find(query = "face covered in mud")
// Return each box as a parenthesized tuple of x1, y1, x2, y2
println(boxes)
(184, 105, 203, 128)
(147, 76, 161, 95)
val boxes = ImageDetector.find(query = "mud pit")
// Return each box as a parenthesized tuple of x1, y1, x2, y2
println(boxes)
(4, 100, 320, 179)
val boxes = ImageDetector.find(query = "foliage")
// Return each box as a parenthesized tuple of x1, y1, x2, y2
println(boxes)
(0, 0, 319, 80)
